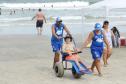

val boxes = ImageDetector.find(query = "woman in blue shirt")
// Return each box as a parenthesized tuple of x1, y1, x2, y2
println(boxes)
(80, 23, 110, 76)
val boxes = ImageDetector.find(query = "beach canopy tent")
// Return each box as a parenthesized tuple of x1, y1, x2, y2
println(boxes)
(79, 0, 126, 25)
(89, 0, 126, 9)
(86, 0, 126, 18)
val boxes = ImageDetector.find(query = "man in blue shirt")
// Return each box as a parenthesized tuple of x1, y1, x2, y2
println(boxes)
(51, 17, 71, 68)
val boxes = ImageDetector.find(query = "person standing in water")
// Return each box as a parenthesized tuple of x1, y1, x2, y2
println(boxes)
(10, 10, 13, 15)
(102, 21, 115, 67)
(13, 10, 16, 14)
(32, 8, 46, 36)
(0, 8, 1, 15)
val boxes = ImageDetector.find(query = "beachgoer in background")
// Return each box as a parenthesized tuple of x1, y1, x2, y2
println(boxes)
(32, 8, 46, 36)
(111, 27, 120, 48)
(102, 21, 115, 67)
(21, 8, 24, 13)
(10, 10, 13, 15)
(80, 23, 110, 76)
(0, 8, 1, 15)
(51, 17, 71, 68)
(22, 8, 24, 11)
(14, 10, 16, 14)
(51, 5, 53, 8)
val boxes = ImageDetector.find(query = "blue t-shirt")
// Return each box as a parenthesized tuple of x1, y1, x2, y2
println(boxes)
(91, 30, 104, 48)
(51, 23, 65, 43)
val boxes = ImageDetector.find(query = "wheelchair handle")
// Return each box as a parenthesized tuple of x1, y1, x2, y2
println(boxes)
(71, 51, 82, 55)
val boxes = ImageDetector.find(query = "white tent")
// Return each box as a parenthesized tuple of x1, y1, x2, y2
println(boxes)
(89, 0, 126, 9)
(88, 0, 126, 18)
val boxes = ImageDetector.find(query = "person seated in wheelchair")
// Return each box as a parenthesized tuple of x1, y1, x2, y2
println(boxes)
(62, 35, 88, 72)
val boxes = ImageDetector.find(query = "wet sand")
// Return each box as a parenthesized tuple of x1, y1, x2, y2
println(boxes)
(0, 35, 126, 84)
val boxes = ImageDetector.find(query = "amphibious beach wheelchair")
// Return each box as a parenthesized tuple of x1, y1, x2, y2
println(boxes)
(54, 51, 92, 79)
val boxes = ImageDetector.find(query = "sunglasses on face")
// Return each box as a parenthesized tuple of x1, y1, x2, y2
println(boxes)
(57, 21, 62, 24)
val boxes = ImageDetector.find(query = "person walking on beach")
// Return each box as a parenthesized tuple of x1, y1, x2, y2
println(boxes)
(51, 17, 71, 68)
(80, 23, 110, 76)
(32, 8, 46, 35)
(102, 21, 115, 67)
(111, 27, 120, 48)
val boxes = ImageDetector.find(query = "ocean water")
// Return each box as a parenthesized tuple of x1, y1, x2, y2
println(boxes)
(0, 1, 126, 37)
(0, 0, 100, 3)
(0, 8, 126, 36)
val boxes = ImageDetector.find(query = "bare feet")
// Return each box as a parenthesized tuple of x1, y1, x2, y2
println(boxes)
(104, 63, 109, 67)
(104, 64, 107, 67)
(98, 73, 103, 77)
(89, 68, 94, 73)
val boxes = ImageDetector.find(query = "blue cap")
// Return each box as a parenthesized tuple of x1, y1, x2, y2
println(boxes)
(56, 17, 62, 22)
(95, 23, 102, 30)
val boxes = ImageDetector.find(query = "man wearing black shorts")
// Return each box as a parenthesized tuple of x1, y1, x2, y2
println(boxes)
(32, 8, 46, 35)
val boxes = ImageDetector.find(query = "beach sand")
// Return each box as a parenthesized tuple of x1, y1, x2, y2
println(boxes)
(0, 35, 126, 84)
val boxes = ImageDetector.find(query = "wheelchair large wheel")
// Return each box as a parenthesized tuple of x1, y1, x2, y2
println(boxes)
(54, 62, 64, 77)
(72, 66, 81, 79)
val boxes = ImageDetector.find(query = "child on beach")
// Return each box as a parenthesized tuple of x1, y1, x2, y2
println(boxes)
(80, 23, 110, 76)
(62, 35, 88, 72)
